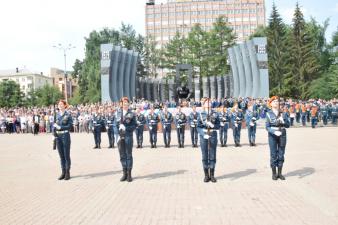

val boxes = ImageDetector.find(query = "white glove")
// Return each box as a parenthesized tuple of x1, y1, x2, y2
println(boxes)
(277, 117, 284, 124)
(274, 131, 282, 136)
(106, 126, 109, 130)
(53, 124, 61, 130)
(250, 122, 255, 127)
(206, 121, 214, 128)
(203, 134, 210, 139)
(119, 124, 125, 131)
(137, 121, 141, 125)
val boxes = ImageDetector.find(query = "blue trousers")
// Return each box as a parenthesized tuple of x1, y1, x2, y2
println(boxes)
(93, 127, 101, 146)
(190, 127, 198, 146)
(135, 125, 144, 145)
(107, 127, 115, 146)
(219, 123, 229, 145)
(311, 117, 317, 128)
(177, 127, 185, 146)
(268, 130, 287, 168)
(118, 135, 133, 169)
(162, 124, 171, 146)
(149, 125, 158, 145)
(56, 132, 71, 170)
(199, 132, 217, 169)
(232, 124, 242, 144)
(247, 124, 256, 144)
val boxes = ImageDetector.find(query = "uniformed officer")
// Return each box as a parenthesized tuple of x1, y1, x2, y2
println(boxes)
(147, 106, 159, 148)
(160, 106, 173, 148)
(310, 104, 318, 128)
(91, 108, 105, 149)
(175, 106, 187, 148)
(105, 107, 116, 148)
(116, 97, 137, 182)
(231, 102, 244, 147)
(197, 98, 220, 183)
(188, 105, 199, 148)
(135, 108, 146, 148)
(332, 101, 338, 125)
(266, 96, 290, 180)
(245, 102, 259, 146)
(219, 105, 230, 147)
(320, 102, 328, 125)
(53, 100, 73, 180)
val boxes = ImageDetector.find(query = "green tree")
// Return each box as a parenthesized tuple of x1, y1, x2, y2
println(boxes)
(249, 25, 267, 38)
(331, 26, 338, 47)
(0, 80, 24, 107)
(34, 85, 63, 106)
(143, 35, 161, 78)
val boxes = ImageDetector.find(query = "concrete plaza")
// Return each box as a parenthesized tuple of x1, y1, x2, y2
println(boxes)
(0, 127, 338, 225)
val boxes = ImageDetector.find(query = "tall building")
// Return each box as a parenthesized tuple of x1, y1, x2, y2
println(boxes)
(0, 68, 53, 96)
(145, 0, 265, 46)
(50, 68, 78, 99)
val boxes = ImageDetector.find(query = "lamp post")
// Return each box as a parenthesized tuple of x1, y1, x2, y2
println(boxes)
(53, 43, 75, 102)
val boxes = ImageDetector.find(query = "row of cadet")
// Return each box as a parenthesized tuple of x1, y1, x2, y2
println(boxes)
(89, 102, 261, 149)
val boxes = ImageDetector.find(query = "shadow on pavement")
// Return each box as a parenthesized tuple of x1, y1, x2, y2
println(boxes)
(218, 169, 257, 180)
(135, 169, 187, 180)
(285, 167, 315, 178)
(72, 170, 122, 179)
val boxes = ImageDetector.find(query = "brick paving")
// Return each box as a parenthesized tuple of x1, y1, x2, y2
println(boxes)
(0, 127, 338, 225)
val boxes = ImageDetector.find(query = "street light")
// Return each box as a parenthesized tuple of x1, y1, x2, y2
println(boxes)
(53, 43, 75, 102)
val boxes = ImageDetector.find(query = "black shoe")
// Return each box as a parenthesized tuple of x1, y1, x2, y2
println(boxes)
(120, 168, 127, 182)
(203, 169, 210, 182)
(127, 169, 133, 182)
(278, 167, 285, 180)
(154, 144, 157, 148)
(98, 145, 101, 149)
(93, 146, 98, 149)
(272, 167, 278, 180)
(210, 169, 217, 183)
(108, 145, 112, 149)
(136, 145, 139, 148)
(64, 169, 70, 180)
(151, 144, 154, 148)
(58, 169, 66, 180)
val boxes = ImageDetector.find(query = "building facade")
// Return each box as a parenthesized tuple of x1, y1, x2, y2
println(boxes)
(145, 0, 265, 46)
(50, 68, 78, 99)
(0, 68, 53, 96)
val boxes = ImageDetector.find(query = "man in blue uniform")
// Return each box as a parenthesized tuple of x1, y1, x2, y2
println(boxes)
(231, 102, 244, 147)
(116, 97, 137, 182)
(245, 102, 259, 146)
(175, 106, 187, 148)
(197, 98, 220, 183)
(105, 107, 116, 148)
(160, 106, 173, 148)
(53, 100, 73, 180)
(147, 106, 159, 148)
(266, 96, 290, 180)
(91, 108, 105, 149)
(135, 108, 146, 148)
(188, 105, 199, 148)
(219, 105, 230, 147)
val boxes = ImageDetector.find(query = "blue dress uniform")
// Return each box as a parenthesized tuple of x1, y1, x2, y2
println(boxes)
(245, 109, 259, 146)
(116, 109, 137, 182)
(135, 113, 146, 148)
(188, 111, 199, 147)
(54, 111, 73, 180)
(175, 112, 187, 148)
(320, 104, 328, 125)
(266, 110, 290, 180)
(147, 112, 159, 148)
(160, 111, 173, 148)
(197, 110, 220, 182)
(91, 114, 105, 149)
(219, 109, 230, 147)
(332, 103, 338, 125)
(231, 109, 244, 147)
(105, 113, 116, 148)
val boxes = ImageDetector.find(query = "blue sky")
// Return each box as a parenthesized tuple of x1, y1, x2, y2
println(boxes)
(0, 0, 337, 75)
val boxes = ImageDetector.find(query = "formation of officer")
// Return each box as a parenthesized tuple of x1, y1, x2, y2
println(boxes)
(175, 106, 187, 148)
(116, 97, 137, 182)
(197, 98, 220, 183)
(147, 106, 160, 148)
(91, 108, 105, 149)
(219, 105, 230, 147)
(135, 108, 146, 148)
(160, 106, 173, 148)
(188, 105, 199, 148)
(53, 100, 73, 180)
(265, 96, 290, 180)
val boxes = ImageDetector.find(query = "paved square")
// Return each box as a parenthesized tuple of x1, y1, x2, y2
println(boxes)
(1, 127, 338, 225)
